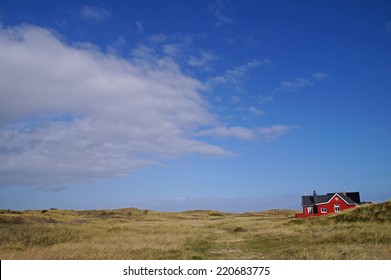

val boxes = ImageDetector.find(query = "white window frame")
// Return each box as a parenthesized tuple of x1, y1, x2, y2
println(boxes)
(321, 208, 327, 213)
(307, 207, 313, 214)
(334, 204, 340, 212)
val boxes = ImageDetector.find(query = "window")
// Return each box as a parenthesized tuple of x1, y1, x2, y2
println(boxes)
(321, 208, 327, 213)
(334, 204, 340, 212)
(307, 207, 313, 214)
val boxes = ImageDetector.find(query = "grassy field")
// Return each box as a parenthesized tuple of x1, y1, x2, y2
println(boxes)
(0, 201, 390, 260)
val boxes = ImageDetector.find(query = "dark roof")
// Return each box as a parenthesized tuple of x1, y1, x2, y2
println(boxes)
(302, 194, 331, 206)
(301, 192, 360, 207)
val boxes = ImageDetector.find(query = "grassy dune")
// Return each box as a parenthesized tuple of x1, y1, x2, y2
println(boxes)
(0, 202, 390, 260)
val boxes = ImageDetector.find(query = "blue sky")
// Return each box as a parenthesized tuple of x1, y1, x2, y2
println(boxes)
(0, 0, 390, 212)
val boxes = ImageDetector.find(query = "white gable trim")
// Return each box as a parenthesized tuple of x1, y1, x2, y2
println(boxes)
(315, 193, 357, 206)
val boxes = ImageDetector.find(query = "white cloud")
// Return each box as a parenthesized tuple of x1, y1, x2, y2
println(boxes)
(199, 126, 256, 140)
(187, 51, 218, 71)
(137, 33, 209, 70)
(0, 24, 231, 187)
(208, 59, 270, 91)
(208, 0, 234, 27)
(312, 72, 329, 81)
(80, 5, 111, 23)
(199, 125, 298, 141)
(259, 95, 274, 104)
(249, 107, 265, 116)
(273, 77, 313, 93)
(225, 60, 261, 79)
(162, 43, 182, 57)
(273, 72, 328, 93)
(257, 125, 299, 142)
(107, 36, 126, 55)
(0, 24, 299, 189)
(147, 34, 168, 44)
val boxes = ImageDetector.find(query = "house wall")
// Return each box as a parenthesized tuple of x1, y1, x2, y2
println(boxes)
(318, 195, 355, 214)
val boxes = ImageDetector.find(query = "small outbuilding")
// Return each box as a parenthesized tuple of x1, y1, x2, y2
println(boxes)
(295, 191, 361, 218)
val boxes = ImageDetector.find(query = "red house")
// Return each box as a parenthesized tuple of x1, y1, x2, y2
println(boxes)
(295, 191, 360, 218)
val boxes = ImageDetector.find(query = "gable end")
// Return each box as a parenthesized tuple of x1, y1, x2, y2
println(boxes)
(316, 193, 357, 206)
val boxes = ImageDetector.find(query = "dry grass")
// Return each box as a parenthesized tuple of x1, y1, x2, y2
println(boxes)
(0, 202, 390, 260)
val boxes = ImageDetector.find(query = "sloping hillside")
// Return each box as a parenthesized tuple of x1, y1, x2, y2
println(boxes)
(331, 201, 391, 223)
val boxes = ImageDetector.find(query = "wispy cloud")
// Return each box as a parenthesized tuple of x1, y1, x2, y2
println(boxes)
(257, 125, 299, 142)
(259, 95, 274, 104)
(107, 36, 126, 55)
(80, 5, 111, 23)
(199, 125, 298, 141)
(187, 51, 218, 71)
(312, 72, 329, 81)
(249, 106, 265, 116)
(136, 21, 144, 33)
(273, 77, 313, 93)
(147, 34, 168, 44)
(273, 72, 328, 93)
(208, 0, 234, 27)
(135, 33, 210, 70)
(161, 43, 180, 57)
(208, 59, 270, 91)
